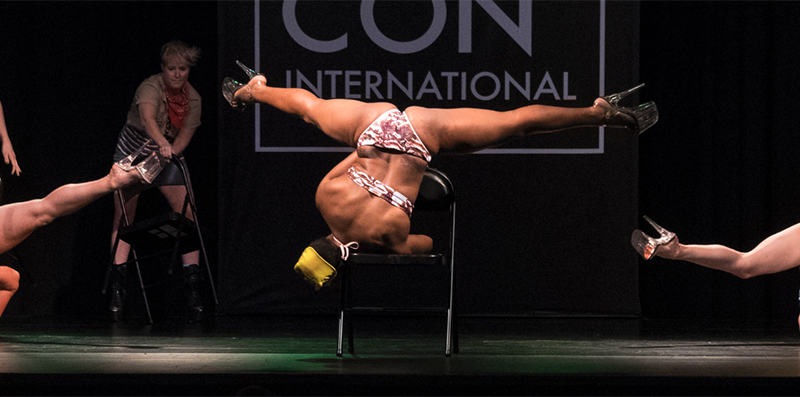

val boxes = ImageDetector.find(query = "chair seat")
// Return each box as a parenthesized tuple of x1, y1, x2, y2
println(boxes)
(346, 253, 445, 266)
(119, 212, 199, 254)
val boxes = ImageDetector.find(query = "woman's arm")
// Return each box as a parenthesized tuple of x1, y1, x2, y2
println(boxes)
(0, 102, 21, 176)
(138, 102, 175, 159)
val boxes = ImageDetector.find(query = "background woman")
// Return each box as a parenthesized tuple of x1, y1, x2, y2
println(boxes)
(109, 40, 204, 322)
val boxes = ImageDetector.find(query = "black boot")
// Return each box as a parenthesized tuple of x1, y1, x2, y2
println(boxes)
(109, 264, 127, 322)
(183, 264, 204, 323)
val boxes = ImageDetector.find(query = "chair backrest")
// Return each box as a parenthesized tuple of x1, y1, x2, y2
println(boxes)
(120, 157, 188, 202)
(415, 167, 455, 212)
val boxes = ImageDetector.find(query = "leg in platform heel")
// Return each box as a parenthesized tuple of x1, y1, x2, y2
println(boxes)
(113, 140, 163, 184)
(222, 78, 252, 110)
(133, 152, 164, 184)
(594, 84, 659, 135)
(114, 139, 151, 171)
(222, 61, 264, 110)
(631, 215, 678, 260)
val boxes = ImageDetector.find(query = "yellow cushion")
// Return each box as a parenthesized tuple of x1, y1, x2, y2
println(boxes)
(294, 246, 338, 291)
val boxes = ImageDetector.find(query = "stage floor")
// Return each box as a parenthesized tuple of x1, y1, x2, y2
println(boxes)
(0, 315, 799, 396)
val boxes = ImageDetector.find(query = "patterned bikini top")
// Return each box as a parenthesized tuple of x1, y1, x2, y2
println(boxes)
(357, 109, 432, 162)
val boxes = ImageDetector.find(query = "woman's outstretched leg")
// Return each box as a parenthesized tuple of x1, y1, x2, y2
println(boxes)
(229, 75, 647, 153)
(0, 166, 140, 318)
(231, 76, 395, 147)
(0, 165, 142, 255)
(643, 222, 800, 279)
(404, 94, 638, 155)
(0, 266, 19, 318)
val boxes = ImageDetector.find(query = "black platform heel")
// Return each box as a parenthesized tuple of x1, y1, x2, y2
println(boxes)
(596, 84, 659, 135)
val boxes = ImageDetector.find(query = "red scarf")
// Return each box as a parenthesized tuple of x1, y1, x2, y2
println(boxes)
(165, 85, 189, 130)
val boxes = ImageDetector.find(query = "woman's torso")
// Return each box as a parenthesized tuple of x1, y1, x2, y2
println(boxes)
(115, 75, 201, 159)
(316, 146, 428, 252)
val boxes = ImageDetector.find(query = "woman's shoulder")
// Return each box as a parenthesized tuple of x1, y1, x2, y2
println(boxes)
(135, 75, 164, 98)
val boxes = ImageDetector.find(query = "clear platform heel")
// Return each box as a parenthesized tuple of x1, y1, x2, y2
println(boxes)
(631, 215, 676, 260)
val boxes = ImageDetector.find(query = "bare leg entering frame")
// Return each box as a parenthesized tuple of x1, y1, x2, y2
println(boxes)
(640, 222, 800, 280)
(0, 166, 141, 255)
(0, 166, 143, 318)
(633, 218, 800, 332)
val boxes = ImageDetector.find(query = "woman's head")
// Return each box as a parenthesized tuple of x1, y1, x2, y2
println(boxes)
(160, 40, 201, 67)
(160, 40, 200, 91)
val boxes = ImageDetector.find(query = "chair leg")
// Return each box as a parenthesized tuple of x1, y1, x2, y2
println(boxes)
(336, 310, 345, 357)
(337, 266, 347, 356)
(193, 216, 219, 305)
(447, 249, 458, 355)
(131, 254, 153, 324)
(445, 308, 453, 357)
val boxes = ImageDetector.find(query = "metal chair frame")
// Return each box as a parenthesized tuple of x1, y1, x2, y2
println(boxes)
(337, 167, 458, 356)
(102, 156, 218, 323)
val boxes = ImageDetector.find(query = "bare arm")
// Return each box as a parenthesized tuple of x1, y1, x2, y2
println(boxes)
(0, 102, 21, 176)
(139, 102, 182, 159)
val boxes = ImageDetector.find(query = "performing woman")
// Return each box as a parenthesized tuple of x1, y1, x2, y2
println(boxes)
(223, 61, 658, 290)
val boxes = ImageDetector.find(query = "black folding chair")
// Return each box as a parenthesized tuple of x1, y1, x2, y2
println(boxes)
(337, 167, 458, 356)
(102, 156, 217, 323)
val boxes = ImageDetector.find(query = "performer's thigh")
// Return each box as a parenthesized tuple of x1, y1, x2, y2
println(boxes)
(306, 100, 396, 146)
(405, 106, 519, 154)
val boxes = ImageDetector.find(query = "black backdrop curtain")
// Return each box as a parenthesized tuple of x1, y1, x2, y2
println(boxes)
(639, 1, 800, 322)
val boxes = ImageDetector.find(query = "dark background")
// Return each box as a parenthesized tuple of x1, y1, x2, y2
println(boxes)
(639, 1, 800, 321)
(0, 1, 797, 324)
